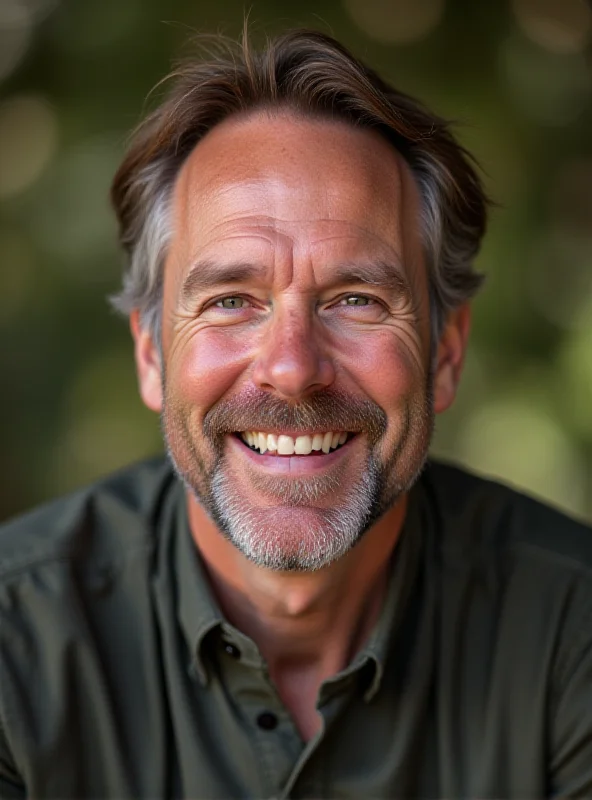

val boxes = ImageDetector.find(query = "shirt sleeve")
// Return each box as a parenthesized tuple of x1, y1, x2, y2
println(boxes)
(549, 597, 592, 796)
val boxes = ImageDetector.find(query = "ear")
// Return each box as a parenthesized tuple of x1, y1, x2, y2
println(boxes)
(433, 304, 471, 415)
(130, 309, 163, 413)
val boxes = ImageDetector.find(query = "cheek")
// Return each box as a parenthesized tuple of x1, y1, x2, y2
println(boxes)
(337, 330, 427, 408)
(167, 327, 254, 409)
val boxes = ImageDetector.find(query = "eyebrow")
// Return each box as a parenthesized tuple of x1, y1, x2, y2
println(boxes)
(181, 261, 264, 304)
(332, 261, 410, 294)
(180, 258, 410, 304)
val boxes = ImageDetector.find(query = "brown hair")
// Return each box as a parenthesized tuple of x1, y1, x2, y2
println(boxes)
(110, 28, 487, 347)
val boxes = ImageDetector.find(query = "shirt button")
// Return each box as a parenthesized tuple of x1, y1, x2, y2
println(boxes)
(256, 711, 279, 730)
(223, 642, 241, 659)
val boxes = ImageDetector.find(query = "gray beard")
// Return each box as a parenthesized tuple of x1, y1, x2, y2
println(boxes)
(162, 383, 433, 572)
(205, 449, 385, 571)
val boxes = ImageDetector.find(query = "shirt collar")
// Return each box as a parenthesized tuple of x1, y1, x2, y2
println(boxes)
(172, 481, 224, 685)
(171, 467, 427, 694)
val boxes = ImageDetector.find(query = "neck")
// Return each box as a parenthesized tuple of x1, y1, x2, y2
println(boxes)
(186, 494, 408, 677)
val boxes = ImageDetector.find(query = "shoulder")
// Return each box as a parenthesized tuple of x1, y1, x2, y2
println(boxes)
(0, 457, 180, 782)
(423, 460, 592, 688)
(423, 459, 592, 578)
(0, 455, 176, 582)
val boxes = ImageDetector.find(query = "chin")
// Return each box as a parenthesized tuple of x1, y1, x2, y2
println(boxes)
(199, 455, 396, 572)
(212, 505, 371, 572)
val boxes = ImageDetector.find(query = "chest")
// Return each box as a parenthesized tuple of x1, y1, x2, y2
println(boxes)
(10, 590, 551, 800)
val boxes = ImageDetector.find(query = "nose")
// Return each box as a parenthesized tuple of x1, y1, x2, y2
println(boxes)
(251, 305, 335, 400)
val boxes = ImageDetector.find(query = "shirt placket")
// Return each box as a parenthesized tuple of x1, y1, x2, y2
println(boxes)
(216, 625, 305, 799)
(279, 658, 374, 799)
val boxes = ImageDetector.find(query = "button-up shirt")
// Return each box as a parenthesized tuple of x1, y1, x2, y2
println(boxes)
(0, 457, 591, 797)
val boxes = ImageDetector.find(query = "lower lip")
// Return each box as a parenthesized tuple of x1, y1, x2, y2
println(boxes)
(228, 434, 357, 475)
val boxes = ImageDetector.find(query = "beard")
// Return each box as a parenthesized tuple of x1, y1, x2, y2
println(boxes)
(162, 381, 433, 572)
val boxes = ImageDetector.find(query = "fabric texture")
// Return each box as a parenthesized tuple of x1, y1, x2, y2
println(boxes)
(0, 456, 591, 798)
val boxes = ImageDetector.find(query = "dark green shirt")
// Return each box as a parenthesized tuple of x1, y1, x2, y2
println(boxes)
(1, 457, 591, 798)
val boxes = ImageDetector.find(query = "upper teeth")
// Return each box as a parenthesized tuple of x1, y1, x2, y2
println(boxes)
(241, 431, 348, 455)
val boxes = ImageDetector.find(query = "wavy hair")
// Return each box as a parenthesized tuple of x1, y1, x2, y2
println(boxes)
(110, 29, 488, 350)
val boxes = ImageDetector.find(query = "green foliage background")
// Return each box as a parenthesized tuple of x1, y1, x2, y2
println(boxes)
(1, 0, 591, 522)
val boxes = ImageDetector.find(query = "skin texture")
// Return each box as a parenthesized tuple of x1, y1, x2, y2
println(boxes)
(131, 111, 470, 739)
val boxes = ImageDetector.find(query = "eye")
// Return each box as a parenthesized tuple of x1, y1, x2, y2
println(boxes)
(341, 295, 376, 306)
(215, 296, 248, 309)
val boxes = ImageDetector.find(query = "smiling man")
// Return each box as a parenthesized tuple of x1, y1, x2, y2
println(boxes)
(155, 113, 437, 578)
(1, 30, 592, 799)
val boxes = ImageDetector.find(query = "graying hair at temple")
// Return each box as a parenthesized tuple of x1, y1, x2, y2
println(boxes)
(109, 28, 488, 350)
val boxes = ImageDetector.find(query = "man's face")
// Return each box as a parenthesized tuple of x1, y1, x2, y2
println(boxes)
(138, 112, 448, 571)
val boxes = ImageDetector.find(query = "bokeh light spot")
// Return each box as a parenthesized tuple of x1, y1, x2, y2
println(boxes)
(343, 0, 445, 44)
(0, 95, 59, 198)
(46, 349, 161, 493)
(27, 135, 120, 270)
(458, 397, 586, 518)
(558, 314, 592, 443)
(512, 0, 592, 54)
(526, 231, 592, 330)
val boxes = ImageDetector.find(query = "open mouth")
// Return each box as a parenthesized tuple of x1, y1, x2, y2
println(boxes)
(236, 431, 353, 456)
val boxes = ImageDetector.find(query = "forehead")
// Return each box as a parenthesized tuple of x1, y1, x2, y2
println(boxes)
(168, 111, 424, 281)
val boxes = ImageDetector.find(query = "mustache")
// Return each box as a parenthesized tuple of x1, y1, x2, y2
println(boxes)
(203, 387, 387, 443)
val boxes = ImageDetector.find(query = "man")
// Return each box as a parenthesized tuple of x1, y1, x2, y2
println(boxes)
(0, 29, 591, 799)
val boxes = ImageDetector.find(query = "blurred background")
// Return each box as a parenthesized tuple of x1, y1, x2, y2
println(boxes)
(1, 0, 591, 523)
